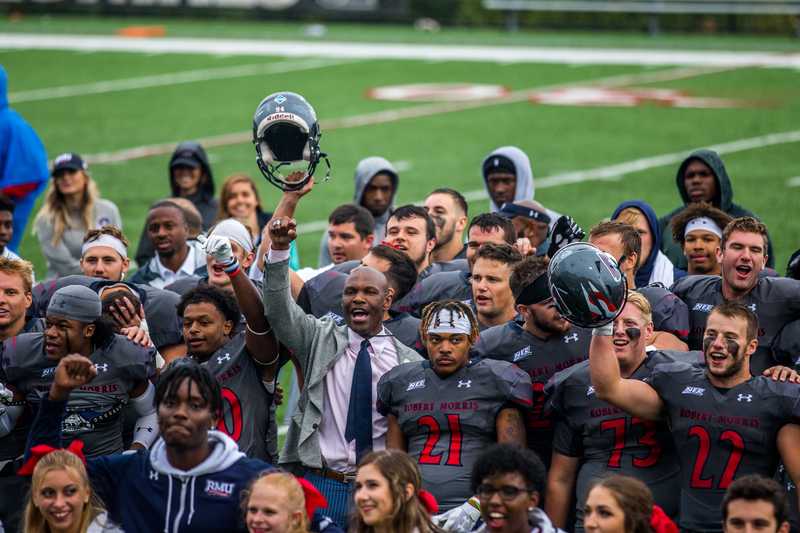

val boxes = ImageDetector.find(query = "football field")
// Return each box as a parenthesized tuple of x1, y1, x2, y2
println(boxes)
(2, 15, 800, 276)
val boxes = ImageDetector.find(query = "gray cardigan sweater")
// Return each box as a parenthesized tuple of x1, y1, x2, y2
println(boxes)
(263, 258, 422, 469)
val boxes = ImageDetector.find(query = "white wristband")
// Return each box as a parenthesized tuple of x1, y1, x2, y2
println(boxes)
(593, 322, 614, 336)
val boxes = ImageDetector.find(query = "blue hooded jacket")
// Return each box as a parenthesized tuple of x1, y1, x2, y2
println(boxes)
(612, 200, 686, 288)
(0, 66, 49, 252)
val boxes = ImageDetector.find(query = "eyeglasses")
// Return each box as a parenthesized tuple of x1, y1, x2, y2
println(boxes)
(476, 484, 531, 501)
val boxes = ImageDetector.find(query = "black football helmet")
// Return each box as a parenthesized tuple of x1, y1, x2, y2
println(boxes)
(547, 242, 627, 328)
(252, 91, 330, 191)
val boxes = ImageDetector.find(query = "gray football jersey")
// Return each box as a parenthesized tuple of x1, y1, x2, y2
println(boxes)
(649, 361, 800, 532)
(546, 350, 702, 526)
(2, 333, 155, 457)
(671, 275, 800, 374)
(377, 358, 532, 511)
(196, 332, 275, 461)
(473, 320, 590, 464)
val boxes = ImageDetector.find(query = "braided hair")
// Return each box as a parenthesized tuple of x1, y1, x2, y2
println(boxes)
(420, 299, 480, 344)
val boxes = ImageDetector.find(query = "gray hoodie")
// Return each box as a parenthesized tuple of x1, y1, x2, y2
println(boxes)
(482, 146, 561, 227)
(482, 146, 536, 212)
(317, 156, 399, 267)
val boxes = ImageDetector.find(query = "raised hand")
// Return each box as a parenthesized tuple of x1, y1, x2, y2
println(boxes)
(284, 172, 314, 200)
(548, 215, 585, 258)
(268, 216, 297, 251)
(50, 354, 98, 401)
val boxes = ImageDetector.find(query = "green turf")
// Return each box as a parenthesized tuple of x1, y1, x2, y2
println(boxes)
(2, 14, 800, 51)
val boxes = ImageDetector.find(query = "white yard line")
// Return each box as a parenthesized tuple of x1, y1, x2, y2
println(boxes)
(83, 64, 736, 165)
(296, 129, 800, 234)
(787, 176, 800, 187)
(9, 58, 354, 103)
(1, 32, 799, 68)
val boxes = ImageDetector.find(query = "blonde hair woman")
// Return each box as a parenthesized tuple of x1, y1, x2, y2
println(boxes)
(241, 471, 328, 533)
(34, 153, 121, 279)
(22, 445, 122, 533)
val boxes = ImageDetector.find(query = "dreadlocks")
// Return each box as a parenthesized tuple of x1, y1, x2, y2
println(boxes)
(420, 299, 480, 344)
(155, 357, 222, 416)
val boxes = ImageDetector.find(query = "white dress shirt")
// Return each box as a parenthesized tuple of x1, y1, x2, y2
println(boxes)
(154, 244, 198, 288)
(318, 328, 398, 472)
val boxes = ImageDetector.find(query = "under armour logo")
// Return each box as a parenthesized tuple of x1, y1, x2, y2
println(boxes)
(149, 470, 159, 481)
(737, 394, 753, 402)
(563, 333, 579, 344)
(586, 386, 595, 396)
(94, 363, 108, 373)
(217, 353, 231, 365)
(457, 380, 471, 388)
(747, 303, 757, 312)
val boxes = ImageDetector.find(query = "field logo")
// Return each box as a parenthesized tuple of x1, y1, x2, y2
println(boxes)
(367, 83, 510, 102)
(529, 87, 750, 109)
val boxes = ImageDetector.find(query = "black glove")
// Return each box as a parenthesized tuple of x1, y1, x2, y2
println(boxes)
(547, 215, 585, 258)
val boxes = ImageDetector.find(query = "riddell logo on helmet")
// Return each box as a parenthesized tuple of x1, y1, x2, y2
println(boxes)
(265, 112, 299, 122)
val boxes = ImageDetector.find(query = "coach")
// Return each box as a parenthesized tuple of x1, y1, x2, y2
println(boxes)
(262, 214, 422, 527)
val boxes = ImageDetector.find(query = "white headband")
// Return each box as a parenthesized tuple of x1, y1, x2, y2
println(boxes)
(427, 308, 472, 335)
(81, 234, 128, 259)
(684, 217, 723, 239)
(211, 219, 255, 254)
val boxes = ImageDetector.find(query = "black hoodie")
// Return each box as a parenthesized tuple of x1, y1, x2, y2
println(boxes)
(658, 149, 774, 268)
(167, 141, 217, 228)
(135, 142, 219, 265)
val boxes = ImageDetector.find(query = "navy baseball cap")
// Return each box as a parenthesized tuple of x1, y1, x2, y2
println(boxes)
(170, 149, 202, 169)
(498, 202, 552, 225)
(52, 153, 87, 175)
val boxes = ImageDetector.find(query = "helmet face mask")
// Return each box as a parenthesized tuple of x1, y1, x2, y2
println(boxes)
(252, 92, 329, 191)
(547, 242, 627, 328)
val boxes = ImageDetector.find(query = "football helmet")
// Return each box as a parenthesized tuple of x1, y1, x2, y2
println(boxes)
(252, 91, 330, 191)
(547, 242, 627, 328)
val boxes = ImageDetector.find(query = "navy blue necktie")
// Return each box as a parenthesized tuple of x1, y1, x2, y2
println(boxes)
(345, 339, 373, 462)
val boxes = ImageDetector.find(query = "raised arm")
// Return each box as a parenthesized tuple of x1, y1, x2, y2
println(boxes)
(201, 234, 282, 382)
(262, 217, 321, 377)
(590, 328, 664, 421)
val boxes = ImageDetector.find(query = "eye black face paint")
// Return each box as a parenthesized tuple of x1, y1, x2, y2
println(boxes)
(703, 336, 713, 354)
(624, 327, 641, 340)
(725, 338, 741, 357)
(702, 334, 741, 357)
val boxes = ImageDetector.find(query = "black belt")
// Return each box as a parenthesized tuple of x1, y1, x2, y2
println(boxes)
(305, 466, 356, 484)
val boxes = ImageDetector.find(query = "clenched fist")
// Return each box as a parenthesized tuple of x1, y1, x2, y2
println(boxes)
(50, 354, 97, 401)
(268, 216, 297, 251)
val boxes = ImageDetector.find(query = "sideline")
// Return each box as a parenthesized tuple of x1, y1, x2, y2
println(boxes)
(1, 32, 799, 68)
